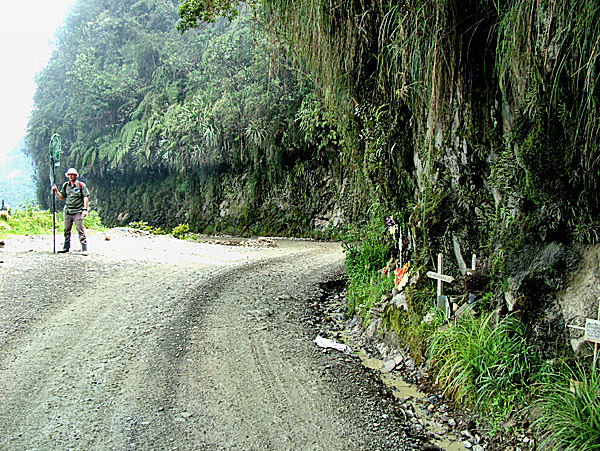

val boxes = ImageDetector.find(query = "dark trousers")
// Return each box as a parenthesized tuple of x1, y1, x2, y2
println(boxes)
(64, 212, 87, 246)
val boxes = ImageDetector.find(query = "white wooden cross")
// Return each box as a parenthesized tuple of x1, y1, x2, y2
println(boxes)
(567, 298, 600, 371)
(468, 254, 477, 275)
(427, 253, 454, 318)
(398, 228, 403, 268)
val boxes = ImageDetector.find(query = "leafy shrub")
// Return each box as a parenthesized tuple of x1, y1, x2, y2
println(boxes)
(127, 221, 167, 235)
(84, 210, 104, 230)
(172, 223, 190, 238)
(342, 203, 394, 319)
(347, 272, 394, 323)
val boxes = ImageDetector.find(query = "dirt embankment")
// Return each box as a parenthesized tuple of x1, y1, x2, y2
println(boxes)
(0, 230, 423, 450)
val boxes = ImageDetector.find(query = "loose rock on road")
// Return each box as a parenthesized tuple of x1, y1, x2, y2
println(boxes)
(0, 230, 423, 449)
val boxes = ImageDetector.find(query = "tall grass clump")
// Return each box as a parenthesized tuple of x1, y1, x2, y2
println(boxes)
(428, 312, 539, 426)
(342, 205, 393, 321)
(535, 364, 600, 449)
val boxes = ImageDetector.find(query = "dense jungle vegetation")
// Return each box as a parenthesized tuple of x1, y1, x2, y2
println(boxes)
(27, 0, 600, 445)
(28, 0, 352, 236)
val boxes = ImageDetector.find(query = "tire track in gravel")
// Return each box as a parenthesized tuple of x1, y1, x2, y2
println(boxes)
(0, 233, 420, 450)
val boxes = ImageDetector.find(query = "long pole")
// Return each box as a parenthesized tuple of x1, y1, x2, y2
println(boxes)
(52, 164, 56, 254)
(49, 133, 61, 254)
(595, 299, 600, 372)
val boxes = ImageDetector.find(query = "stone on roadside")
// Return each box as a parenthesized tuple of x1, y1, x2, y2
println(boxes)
(365, 318, 381, 338)
(455, 301, 475, 318)
(383, 359, 397, 372)
(383, 354, 404, 372)
(422, 311, 435, 324)
(392, 293, 408, 311)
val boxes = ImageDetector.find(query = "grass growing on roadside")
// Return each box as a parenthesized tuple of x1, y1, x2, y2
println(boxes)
(535, 363, 600, 450)
(128, 221, 199, 241)
(428, 312, 539, 427)
(347, 272, 395, 323)
(342, 205, 393, 322)
(0, 201, 105, 238)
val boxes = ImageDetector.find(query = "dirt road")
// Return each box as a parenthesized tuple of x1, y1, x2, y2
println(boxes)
(0, 230, 421, 450)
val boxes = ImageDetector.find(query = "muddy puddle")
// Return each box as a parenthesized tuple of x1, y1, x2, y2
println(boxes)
(339, 332, 467, 450)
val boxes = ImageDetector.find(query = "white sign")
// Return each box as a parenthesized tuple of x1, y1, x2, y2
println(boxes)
(566, 298, 600, 370)
(585, 318, 600, 344)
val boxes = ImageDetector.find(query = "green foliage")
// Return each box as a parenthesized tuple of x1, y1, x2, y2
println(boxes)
(381, 292, 445, 362)
(0, 202, 105, 237)
(177, 0, 241, 31)
(428, 312, 539, 426)
(494, 0, 600, 244)
(26, 0, 347, 234)
(342, 204, 395, 319)
(171, 223, 190, 238)
(535, 363, 600, 450)
(128, 220, 168, 235)
(347, 273, 394, 324)
(2, 201, 56, 236)
(83, 210, 105, 231)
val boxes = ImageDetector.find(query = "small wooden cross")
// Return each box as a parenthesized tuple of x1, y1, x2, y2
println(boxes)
(468, 254, 477, 275)
(427, 253, 454, 318)
(567, 298, 600, 371)
(398, 228, 403, 268)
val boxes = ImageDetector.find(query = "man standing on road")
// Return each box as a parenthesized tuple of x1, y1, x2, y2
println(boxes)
(51, 168, 90, 255)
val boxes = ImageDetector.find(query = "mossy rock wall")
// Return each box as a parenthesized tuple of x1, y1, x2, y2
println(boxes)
(86, 160, 348, 237)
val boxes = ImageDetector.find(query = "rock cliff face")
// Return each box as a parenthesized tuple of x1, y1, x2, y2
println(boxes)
(87, 162, 348, 238)
(298, 0, 600, 352)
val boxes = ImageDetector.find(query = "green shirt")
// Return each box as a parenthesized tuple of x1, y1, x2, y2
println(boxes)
(59, 180, 90, 214)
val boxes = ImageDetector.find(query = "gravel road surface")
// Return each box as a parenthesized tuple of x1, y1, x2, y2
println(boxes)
(0, 230, 422, 450)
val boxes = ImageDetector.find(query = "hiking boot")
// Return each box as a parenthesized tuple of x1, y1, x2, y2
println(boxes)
(81, 243, 88, 255)
(57, 242, 70, 253)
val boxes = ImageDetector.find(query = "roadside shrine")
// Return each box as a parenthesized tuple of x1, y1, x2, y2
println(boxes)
(426, 253, 477, 319)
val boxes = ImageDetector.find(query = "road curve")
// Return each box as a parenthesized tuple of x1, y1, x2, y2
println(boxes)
(0, 231, 417, 450)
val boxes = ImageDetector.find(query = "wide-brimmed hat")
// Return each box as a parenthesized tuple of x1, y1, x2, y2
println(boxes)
(65, 168, 78, 176)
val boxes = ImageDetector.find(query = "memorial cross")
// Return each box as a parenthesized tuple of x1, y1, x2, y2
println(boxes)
(398, 228, 403, 268)
(566, 298, 600, 371)
(426, 253, 454, 318)
(468, 254, 477, 274)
